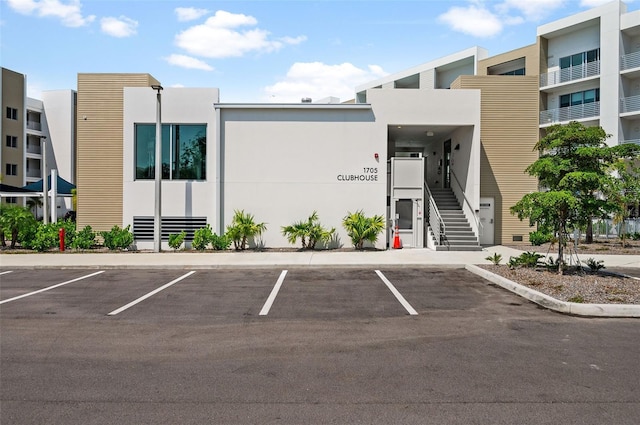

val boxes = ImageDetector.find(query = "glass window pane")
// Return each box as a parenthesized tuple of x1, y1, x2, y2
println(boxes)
(560, 56, 571, 69)
(396, 199, 413, 230)
(560, 94, 570, 108)
(571, 92, 583, 106)
(586, 49, 598, 62)
(571, 53, 583, 66)
(172, 124, 206, 180)
(135, 124, 171, 180)
(583, 89, 595, 103)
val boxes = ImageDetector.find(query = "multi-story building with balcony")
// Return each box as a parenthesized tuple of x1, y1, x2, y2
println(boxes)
(538, 1, 640, 146)
(4, 1, 639, 247)
(1, 67, 76, 213)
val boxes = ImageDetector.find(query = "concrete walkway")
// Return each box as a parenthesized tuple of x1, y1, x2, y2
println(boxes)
(1, 246, 639, 269)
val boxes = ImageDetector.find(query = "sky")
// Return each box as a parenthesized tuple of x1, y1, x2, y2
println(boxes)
(1, 0, 637, 103)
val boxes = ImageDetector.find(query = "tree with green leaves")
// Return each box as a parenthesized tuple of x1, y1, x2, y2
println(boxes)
(605, 152, 640, 247)
(0, 205, 38, 249)
(511, 122, 640, 273)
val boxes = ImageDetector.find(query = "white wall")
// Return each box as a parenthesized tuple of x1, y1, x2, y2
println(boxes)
(42, 90, 75, 183)
(123, 87, 219, 249)
(220, 106, 383, 249)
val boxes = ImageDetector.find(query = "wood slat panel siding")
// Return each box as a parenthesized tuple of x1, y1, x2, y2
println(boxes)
(454, 76, 540, 244)
(76, 73, 160, 232)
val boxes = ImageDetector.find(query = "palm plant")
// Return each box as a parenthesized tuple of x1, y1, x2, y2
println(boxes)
(342, 210, 385, 250)
(0, 205, 37, 248)
(281, 211, 335, 249)
(227, 210, 267, 250)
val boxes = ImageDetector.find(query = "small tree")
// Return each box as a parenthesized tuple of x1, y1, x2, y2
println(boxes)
(342, 210, 385, 250)
(605, 149, 640, 247)
(226, 210, 267, 250)
(281, 211, 335, 249)
(510, 122, 631, 274)
(0, 205, 37, 249)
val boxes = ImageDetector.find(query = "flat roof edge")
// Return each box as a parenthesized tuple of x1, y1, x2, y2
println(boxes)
(214, 103, 372, 110)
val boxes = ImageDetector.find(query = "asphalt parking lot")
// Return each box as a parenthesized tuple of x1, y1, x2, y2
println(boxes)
(1, 267, 639, 424)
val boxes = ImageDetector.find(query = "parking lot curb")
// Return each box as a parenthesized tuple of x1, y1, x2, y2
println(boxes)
(465, 264, 640, 318)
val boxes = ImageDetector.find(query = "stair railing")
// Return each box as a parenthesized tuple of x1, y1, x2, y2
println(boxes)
(425, 182, 446, 246)
(449, 170, 482, 237)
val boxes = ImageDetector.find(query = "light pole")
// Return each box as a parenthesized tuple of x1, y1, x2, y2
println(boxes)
(40, 136, 48, 224)
(151, 85, 163, 252)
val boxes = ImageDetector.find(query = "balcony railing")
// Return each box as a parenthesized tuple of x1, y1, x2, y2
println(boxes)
(26, 121, 42, 131)
(26, 169, 42, 178)
(621, 51, 640, 71)
(540, 60, 600, 87)
(620, 94, 640, 114)
(26, 142, 42, 154)
(540, 101, 600, 124)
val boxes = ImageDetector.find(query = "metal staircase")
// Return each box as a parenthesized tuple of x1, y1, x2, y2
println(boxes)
(429, 188, 482, 251)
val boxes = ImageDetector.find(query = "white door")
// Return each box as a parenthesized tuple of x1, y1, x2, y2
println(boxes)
(479, 197, 494, 245)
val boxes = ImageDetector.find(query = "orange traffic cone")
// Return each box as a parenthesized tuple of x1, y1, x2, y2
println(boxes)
(393, 225, 402, 249)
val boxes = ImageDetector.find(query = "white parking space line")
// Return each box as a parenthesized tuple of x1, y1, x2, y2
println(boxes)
(0, 271, 13, 276)
(375, 270, 418, 316)
(0, 271, 105, 305)
(107, 271, 196, 316)
(259, 270, 288, 316)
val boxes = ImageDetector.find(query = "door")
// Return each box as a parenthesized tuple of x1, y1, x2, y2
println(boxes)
(479, 197, 494, 245)
(443, 140, 451, 189)
(394, 198, 423, 248)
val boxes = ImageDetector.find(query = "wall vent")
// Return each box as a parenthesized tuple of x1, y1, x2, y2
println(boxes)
(133, 216, 207, 241)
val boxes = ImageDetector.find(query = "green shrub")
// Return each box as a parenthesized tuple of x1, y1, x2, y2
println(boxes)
(584, 258, 605, 273)
(168, 231, 186, 251)
(211, 232, 231, 250)
(529, 230, 553, 246)
(342, 210, 385, 250)
(282, 211, 335, 249)
(193, 225, 214, 250)
(631, 232, 640, 241)
(485, 253, 502, 265)
(72, 225, 96, 250)
(507, 251, 544, 269)
(100, 225, 134, 250)
(25, 222, 59, 252)
(226, 210, 267, 250)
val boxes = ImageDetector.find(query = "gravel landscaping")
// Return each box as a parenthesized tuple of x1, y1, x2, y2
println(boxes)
(485, 239, 640, 305)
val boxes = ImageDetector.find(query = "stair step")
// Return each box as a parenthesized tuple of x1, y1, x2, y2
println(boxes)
(434, 245, 483, 251)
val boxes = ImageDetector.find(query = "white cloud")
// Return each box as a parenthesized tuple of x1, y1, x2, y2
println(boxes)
(498, 0, 566, 21)
(165, 54, 214, 71)
(7, 0, 95, 27)
(438, 5, 503, 38)
(175, 10, 306, 58)
(101, 16, 138, 38)
(175, 7, 209, 22)
(579, 0, 617, 7)
(263, 62, 387, 103)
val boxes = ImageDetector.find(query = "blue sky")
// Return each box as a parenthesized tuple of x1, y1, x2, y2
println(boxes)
(1, 0, 636, 102)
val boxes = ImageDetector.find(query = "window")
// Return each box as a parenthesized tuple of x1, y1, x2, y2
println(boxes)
(500, 68, 525, 76)
(5, 163, 18, 176)
(6, 107, 18, 120)
(6, 135, 17, 148)
(559, 49, 599, 69)
(135, 124, 206, 180)
(559, 88, 600, 108)
(5, 197, 17, 204)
